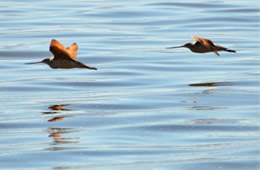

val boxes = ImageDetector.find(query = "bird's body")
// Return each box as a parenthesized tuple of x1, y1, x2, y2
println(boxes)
(26, 39, 97, 70)
(41, 56, 94, 69)
(167, 36, 236, 56)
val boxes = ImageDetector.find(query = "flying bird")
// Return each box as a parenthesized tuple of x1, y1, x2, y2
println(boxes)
(167, 36, 236, 56)
(26, 39, 97, 70)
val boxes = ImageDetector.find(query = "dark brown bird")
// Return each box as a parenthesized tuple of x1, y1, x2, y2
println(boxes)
(167, 36, 236, 56)
(26, 39, 97, 70)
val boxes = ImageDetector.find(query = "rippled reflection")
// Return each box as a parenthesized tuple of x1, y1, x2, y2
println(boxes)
(42, 104, 71, 122)
(190, 106, 221, 110)
(48, 104, 70, 111)
(44, 104, 80, 148)
(189, 82, 232, 87)
(189, 119, 242, 125)
(48, 116, 64, 122)
(188, 82, 228, 110)
(42, 104, 70, 115)
(47, 128, 79, 146)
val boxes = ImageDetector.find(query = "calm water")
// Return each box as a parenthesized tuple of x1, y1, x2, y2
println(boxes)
(0, 0, 259, 169)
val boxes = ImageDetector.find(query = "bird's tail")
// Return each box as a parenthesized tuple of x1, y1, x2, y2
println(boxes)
(77, 61, 98, 70)
(85, 66, 98, 70)
(82, 64, 97, 70)
(216, 45, 236, 53)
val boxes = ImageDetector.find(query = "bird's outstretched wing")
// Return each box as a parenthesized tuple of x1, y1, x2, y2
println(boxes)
(50, 39, 75, 60)
(66, 43, 78, 60)
(192, 36, 219, 56)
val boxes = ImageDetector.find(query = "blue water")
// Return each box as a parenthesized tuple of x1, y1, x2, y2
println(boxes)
(0, 0, 259, 169)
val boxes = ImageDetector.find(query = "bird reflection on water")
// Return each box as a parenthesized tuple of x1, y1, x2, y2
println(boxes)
(47, 128, 79, 146)
(189, 82, 232, 87)
(42, 104, 80, 147)
(49, 104, 70, 111)
(42, 104, 70, 122)
(42, 104, 70, 115)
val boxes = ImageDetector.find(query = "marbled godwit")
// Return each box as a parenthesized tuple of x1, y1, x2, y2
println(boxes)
(26, 39, 97, 70)
(167, 36, 236, 56)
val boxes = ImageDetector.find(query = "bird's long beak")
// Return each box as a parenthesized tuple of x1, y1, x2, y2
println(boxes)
(25, 61, 43, 64)
(166, 45, 185, 49)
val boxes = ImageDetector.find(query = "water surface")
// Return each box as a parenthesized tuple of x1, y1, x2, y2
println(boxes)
(0, 0, 259, 169)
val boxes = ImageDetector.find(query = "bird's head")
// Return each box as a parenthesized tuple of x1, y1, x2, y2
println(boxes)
(41, 58, 51, 64)
(25, 57, 52, 65)
(183, 43, 193, 48)
(166, 43, 192, 49)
